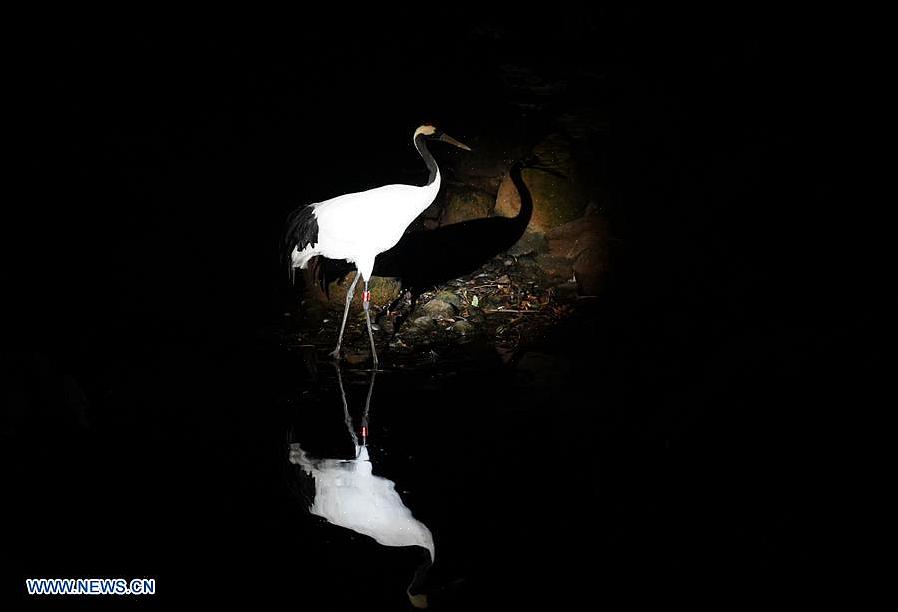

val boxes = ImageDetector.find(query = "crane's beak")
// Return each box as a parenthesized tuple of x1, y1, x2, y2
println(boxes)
(439, 133, 472, 151)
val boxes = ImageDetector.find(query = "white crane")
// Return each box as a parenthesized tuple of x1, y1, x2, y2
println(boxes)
(285, 124, 471, 368)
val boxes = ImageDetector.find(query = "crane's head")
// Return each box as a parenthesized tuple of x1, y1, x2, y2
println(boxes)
(414, 124, 472, 151)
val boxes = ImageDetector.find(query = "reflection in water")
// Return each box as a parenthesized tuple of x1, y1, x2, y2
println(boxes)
(288, 366, 433, 608)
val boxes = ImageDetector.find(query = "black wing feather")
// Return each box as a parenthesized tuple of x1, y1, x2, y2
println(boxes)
(282, 204, 319, 275)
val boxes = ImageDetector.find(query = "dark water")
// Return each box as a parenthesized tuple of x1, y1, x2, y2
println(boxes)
(5, 12, 869, 609)
(5, 298, 856, 608)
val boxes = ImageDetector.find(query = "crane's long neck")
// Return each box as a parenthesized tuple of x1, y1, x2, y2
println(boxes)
(410, 134, 442, 216)
(414, 134, 440, 188)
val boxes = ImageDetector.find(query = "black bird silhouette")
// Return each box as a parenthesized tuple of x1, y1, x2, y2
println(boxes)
(312, 157, 555, 334)
(374, 157, 556, 329)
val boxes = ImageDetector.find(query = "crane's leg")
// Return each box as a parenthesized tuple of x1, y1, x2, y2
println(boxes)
(333, 362, 360, 449)
(362, 280, 379, 369)
(330, 271, 360, 360)
(361, 368, 376, 445)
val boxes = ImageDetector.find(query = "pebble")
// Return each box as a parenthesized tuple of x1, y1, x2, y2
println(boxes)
(422, 299, 455, 318)
(433, 290, 462, 309)
(451, 320, 474, 335)
(412, 316, 435, 329)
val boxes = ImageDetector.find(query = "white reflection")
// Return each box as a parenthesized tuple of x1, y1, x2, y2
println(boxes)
(288, 366, 433, 608)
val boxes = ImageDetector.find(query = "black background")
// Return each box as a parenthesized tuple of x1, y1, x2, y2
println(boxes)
(4, 8, 870, 609)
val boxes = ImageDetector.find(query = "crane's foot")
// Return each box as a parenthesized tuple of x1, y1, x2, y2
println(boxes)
(329, 348, 342, 361)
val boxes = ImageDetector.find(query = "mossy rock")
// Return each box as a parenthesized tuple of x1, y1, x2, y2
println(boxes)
(506, 229, 549, 256)
(450, 320, 475, 335)
(440, 188, 494, 226)
(534, 254, 573, 281)
(421, 298, 455, 319)
(323, 274, 402, 312)
(432, 290, 462, 309)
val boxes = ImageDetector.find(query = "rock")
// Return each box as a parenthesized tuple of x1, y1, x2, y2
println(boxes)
(546, 212, 607, 260)
(440, 188, 494, 226)
(450, 320, 474, 335)
(534, 254, 573, 281)
(506, 230, 549, 257)
(422, 297, 456, 318)
(574, 246, 607, 296)
(494, 134, 591, 233)
(523, 209, 610, 296)
(544, 211, 610, 296)
(515, 255, 540, 268)
(432, 290, 461, 310)
(411, 316, 435, 330)
(319, 274, 402, 311)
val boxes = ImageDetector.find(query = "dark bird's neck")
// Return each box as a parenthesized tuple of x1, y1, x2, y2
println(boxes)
(509, 161, 534, 227)
(414, 134, 439, 186)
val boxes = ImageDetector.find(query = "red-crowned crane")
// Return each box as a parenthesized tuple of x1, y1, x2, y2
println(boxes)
(284, 124, 471, 368)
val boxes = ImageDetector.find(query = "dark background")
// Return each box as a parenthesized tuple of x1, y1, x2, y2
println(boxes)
(4, 8, 869, 609)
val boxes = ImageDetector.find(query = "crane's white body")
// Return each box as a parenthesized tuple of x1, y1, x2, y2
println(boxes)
(285, 124, 468, 367)
(291, 173, 440, 281)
